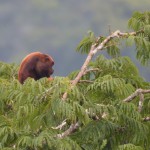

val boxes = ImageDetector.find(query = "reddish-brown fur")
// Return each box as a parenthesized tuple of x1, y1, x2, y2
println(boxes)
(18, 52, 54, 84)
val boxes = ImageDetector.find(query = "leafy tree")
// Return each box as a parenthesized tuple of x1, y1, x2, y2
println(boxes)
(0, 11, 150, 150)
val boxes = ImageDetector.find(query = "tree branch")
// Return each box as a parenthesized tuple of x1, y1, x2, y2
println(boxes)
(58, 88, 150, 138)
(56, 122, 79, 139)
(62, 30, 137, 100)
(143, 117, 150, 121)
(52, 119, 67, 130)
(123, 89, 150, 102)
(58, 29, 145, 138)
(138, 93, 144, 112)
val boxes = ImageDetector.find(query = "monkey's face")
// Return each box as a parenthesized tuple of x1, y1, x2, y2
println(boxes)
(35, 54, 54, 78)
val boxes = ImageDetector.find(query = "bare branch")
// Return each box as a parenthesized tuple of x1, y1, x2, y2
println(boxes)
(123, 89, 150, 102)
(59, 29, 144, 138)
(52, 119, 67, 130)
(138, 93, 144, 112)
(70, 30, 142, 88)
(123, 89, 150, 113)
(143, 117, 150, 121)
(56, 122, 79, 139)
(62, 30, 140, 100)
(60, 88, 150, 138)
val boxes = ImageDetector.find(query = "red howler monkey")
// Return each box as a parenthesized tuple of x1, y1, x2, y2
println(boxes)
(18, 52, 54, 84)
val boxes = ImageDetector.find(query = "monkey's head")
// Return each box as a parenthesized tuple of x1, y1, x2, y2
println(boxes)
(35, 54, 54, 78)
(18, 52, 54, 84)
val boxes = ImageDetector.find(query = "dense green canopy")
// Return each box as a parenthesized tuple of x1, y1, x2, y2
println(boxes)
(0, 11, 150, 150)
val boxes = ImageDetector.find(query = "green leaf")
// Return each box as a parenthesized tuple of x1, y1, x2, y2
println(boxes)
(76, 31, 95, 54)
(126, 36, 135, 46)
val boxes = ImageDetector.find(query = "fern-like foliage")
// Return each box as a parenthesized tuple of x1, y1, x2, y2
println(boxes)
(77, 12, 150, 65)
(128, 11, 150, 65)
(118, 144, 143, 150)
(76, 31, 120, 57)
(89, 55, 147, 88)
(0, 61, 18, 80)
(0, 63, 149, 149)
(0, 11, 150, 150)
(0, 58, 149, 149)
(76, 31, 96, 54)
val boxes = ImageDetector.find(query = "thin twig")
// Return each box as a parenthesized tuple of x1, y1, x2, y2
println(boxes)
(83, 68, 100, 75)
(52, 119, 67, 130)
(78, 80, 94, 83)
(56, 122, 79, 139)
